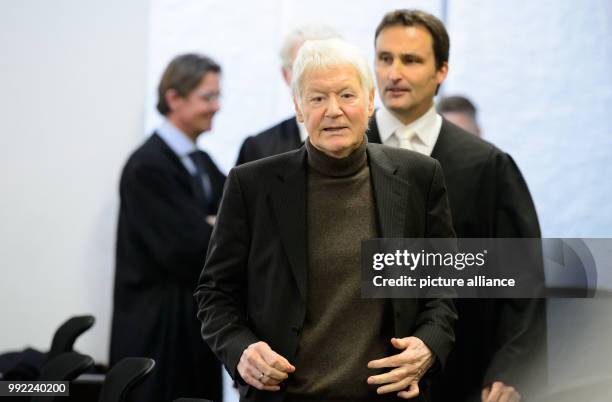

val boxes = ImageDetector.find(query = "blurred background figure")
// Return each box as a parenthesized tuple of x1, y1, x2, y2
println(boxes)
(235, 24, 338, 165)
(110, 53, 224, 402)
(437, 95, 481, 137)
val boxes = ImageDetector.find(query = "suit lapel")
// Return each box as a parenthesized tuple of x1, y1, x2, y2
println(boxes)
(269, 148, 308, 300)
(151, 133, 190, 174)
(430, 119, 450, 162)
(150, 132, 194, 185)
(367, 144, 410, 238)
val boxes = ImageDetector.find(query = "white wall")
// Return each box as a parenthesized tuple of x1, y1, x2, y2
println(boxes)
(442, 0, 612, 237)
(0, 0, 149, 362)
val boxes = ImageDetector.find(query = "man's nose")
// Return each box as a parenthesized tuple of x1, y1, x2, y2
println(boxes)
(209, 99, 221, 113)
(325, 95, 342, 117)
(388, 62, 402, 82)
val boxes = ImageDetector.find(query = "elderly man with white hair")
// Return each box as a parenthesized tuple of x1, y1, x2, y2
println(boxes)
(196, 38, 456, 402)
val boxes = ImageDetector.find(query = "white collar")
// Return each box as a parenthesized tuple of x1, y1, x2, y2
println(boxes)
(376, 105, 441, 148)
(156, 119, 197, 158)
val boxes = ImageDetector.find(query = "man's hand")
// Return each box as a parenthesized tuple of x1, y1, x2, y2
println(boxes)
(481, 381, 520, 402)
(367, 337, 435, 399)
(237, 341, 295, 391)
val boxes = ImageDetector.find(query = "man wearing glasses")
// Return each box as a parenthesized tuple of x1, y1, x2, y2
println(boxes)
(110, 53, 224, 402)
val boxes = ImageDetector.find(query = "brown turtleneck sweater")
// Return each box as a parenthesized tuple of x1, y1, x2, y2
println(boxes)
(286, 138, 394, 401)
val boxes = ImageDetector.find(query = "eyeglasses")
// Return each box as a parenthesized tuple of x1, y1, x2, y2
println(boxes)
(195, 91, 221, 103)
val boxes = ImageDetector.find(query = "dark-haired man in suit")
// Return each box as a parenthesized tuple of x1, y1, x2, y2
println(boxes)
(236, 24, 338, 165)
(368, 9, 546, 402)
(110, 53, 224, 402)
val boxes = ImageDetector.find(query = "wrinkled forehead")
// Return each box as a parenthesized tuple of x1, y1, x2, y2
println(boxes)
(299, 64, 364, 92)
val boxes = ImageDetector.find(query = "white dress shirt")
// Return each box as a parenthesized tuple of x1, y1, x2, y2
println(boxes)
(156, 119, 198, 175)
(375, 105, 442, 156)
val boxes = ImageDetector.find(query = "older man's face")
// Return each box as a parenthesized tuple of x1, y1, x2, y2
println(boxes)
(294, 64, 374, 158)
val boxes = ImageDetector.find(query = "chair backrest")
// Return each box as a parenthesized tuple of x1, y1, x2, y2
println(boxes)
(48, 315, 95, 360)
(98, 357, 155, 402)
(31, 352, 94, 402)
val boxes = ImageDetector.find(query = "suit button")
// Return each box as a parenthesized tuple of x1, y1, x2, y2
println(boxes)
(291, 326, 301, 335)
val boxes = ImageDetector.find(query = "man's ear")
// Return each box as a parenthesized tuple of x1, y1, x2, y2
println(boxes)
(293, 96, 304, 123)
(367, 87, 375, 117)
(165, 88, 182, 113)
(436, 61, 449, 85)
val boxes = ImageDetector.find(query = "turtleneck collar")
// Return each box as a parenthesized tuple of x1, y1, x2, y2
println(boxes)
(305, 136, 368, 177)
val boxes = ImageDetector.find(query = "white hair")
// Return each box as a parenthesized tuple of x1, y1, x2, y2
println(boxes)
(291, 38, 374, 103)
(279, 24, 339, 68)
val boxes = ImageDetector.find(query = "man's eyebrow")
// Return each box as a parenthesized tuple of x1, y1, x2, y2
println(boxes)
(400, 53, 424, 59)
(304, 89, 325, 95)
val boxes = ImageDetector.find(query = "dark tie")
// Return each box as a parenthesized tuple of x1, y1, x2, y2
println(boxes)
(188, 150, 214, 212)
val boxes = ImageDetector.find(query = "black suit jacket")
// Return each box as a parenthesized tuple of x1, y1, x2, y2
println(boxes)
(236, 116, 302, 165)
(196, 143, 457, 402)
(368, 115, 547, 401)
(110, 133, 225, 402)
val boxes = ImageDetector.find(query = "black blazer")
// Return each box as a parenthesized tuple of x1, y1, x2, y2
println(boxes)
(110, 133, 225, 402)
(236, 116, 302, 165)
(368, 115, 546, 401)
(196, 143, 457, 402)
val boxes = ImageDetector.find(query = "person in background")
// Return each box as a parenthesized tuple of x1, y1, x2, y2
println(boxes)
(437, 95, 481, 137)
(368, 9, 546, 402)
(110, 53, 224, 402)
(235, 24, 338, 165)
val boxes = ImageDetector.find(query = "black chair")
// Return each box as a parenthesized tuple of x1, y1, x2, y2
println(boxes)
(1, 315, 95, 381)
(98, 357, 155, 402)
(48, 315, 95, 360)
(30, 352, 94, 402)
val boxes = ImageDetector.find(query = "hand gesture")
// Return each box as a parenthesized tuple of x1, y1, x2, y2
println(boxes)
(367, 337, 434, 399)
(237, 341, 295, 391)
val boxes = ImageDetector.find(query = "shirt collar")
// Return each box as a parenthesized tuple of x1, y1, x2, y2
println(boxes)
(297, 119, 308, 142)
(156, 119, 197, 158)
(376, 105, 441, 147)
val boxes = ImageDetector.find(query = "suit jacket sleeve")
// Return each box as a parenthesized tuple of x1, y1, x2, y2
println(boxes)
(194, 168, 260, 380)
(412, 160, 458, 369)
(120, 162, 214, 283)
(483, 152, 546, 388)
(495, 153, 541, 237)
